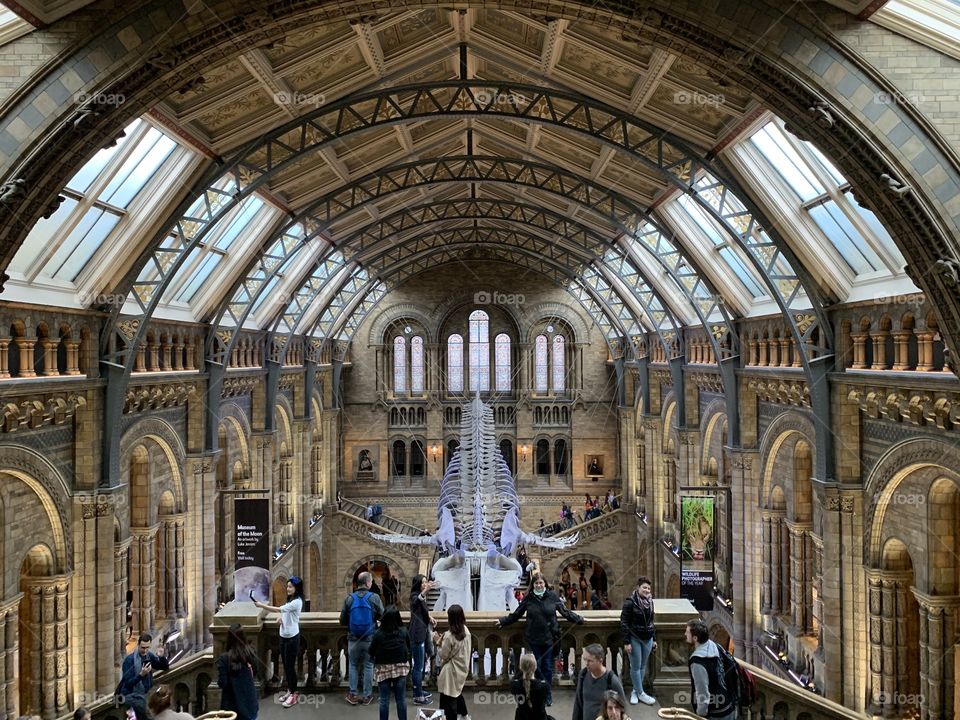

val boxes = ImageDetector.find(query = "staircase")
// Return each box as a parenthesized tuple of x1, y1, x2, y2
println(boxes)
(338, 497, 427, 537)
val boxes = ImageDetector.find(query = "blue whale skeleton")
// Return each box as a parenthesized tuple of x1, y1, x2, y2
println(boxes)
(371, 394, 578, 610)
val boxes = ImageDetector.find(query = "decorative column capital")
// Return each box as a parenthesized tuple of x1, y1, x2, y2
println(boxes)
(909, 589, 960, 611)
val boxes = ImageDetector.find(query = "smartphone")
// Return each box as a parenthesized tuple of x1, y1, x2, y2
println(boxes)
(126, 708, 136, 720)
(249, 590, 255, 601)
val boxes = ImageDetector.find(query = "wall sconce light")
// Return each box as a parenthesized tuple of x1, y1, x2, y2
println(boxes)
(430, 443, 441, 462)
(520, 444, 529, 462)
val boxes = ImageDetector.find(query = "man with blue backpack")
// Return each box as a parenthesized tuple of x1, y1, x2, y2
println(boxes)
(340, 571, 385, 706)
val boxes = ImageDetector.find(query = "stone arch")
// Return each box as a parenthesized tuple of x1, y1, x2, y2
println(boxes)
(758, 411, 816, 514)
(0, 446, 70, 585)
(552, 553, 616, 595)
(521, 303, 591, 345)
(699, 399, 727, 471)
(120, 429, 186, 531)
(666, 573, 680, 598)
(865, 438, 960, 567)
(341, 555, 407, 591)
(367, 304, 436, 345)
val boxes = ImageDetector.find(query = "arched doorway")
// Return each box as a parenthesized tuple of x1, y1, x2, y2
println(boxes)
(557, 558, 610, 610)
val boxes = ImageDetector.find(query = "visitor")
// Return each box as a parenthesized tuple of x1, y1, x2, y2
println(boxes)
(146, 685, 193, 720)
(436, 605, 472, 720)
(253, 576, 303, 708)
(409, 574, 438, 705)
(510, 653, 549, 720)
(368, 605, 411, 720)
(340, 571, 384, 706)
(117, 633, 171, 720)
(591, 590, 603, 610)
(496, 572, 583, 706)
(686, 619, 737, 719)
(217, 624, 259, 720)
(620, 577, 657, 706)
(571, 644, 625, 720)
(73, 706, 90, 720)
(596, 690, 631, 720)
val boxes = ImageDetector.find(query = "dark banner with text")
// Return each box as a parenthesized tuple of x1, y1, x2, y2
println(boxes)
(680, 495, 715, 611)
(234, 498, 270, 603)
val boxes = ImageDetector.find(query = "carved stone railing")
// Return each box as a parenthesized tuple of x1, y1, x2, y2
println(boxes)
(540, 509, 622, 558)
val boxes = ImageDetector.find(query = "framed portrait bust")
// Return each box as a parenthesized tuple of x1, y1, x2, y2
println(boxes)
(585, 455, 604, 477)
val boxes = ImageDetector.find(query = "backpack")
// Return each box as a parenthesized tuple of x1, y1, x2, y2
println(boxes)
(349, 591, 375, 637)
(718, 645, 757, 707)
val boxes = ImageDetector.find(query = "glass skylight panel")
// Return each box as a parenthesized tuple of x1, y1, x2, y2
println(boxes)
(846, 191, 906, 266)
(175, 252, 222, 302)
(100, 129, 175, 208)
(807, 200, 883, 273)
(66, 120, 141, 193)
(212, 198, 264, 251)
(47, 208, 121, 281)
(8, 197, 78, 274)
(750, 123, 824, 201)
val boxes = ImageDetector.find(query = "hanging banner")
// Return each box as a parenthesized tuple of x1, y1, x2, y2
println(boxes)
(234, 498, 270, 603)
(680, 495, 715, 611)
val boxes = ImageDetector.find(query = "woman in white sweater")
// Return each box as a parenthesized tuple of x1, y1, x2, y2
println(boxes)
(434, 604, 472, 720)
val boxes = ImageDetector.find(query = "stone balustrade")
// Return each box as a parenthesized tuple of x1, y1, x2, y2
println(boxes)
(79, 602, 867, 720)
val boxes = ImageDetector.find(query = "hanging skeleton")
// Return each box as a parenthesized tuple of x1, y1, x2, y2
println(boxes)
(371, 394, 578, 610)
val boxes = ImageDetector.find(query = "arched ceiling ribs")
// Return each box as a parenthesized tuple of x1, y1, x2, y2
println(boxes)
(309, 243, 635, 355)
(100, 81, 828, 377)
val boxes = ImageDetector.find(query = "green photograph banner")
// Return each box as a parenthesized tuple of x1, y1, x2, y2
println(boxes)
(680, 495, 715, 611)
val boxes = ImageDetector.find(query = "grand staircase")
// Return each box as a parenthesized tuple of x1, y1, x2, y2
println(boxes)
(337, 497, 427, 536)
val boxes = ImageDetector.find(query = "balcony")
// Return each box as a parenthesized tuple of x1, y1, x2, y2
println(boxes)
(85, 602, 865, 720)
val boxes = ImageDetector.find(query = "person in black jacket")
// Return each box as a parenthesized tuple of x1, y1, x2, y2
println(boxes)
(217, 624, 260, 720)
(408, 574, 437, 705)
(368, 605, 411, 720)
(510, 653, 549, 720)
(496, 573, 583, 706)
(620, 576, 657, 706)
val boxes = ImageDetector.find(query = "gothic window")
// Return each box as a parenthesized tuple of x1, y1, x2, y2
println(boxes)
(495, 333, 511, 391)
(410, 440, 425, 477)
(535, 439, 550, 476)
(552, 335, 566, 392)
(554, 439, 567, 475)
(469, 310, 489, 391)
(446, 439, 459, 469)
(411, 335, 424, 394)
(499, 439, 514, 473)
(534, 335, 548, 392)
(448, 334, 464, 392)
(393, 336, 406, 393)
(392, 440, 406, 478)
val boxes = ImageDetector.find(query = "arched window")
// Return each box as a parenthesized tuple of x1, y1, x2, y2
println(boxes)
(446, 439, 459, 469)
(535, 439, 550, 476)
(410, 440, 425, 477)
(447, 334, 464, 392)
(393, 336, 406, 393)
(495, 333, 511, 392)
(552, 335, 566, 392)
(534, 335, 548, 393)
(469, 310, 489, 391)
(392, 440, 406, 478)
(554, 439, 567, 475)
(411, 336, 424, 394)
(499, 439, 514, 474)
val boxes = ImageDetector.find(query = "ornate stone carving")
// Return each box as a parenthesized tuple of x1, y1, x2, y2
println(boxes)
(222, 375, 259, 398)
(124, 381, 196, 414)
(117, 319, 141, 340)
(41, 195, 66, 220)
(0, 178, 27, 205)
(934, 258, 960, 288)
(1, 393, 87, 433)
(748, 378, 811, 407)
(879, 172, 910, 198)
(848, 387, 959, 431)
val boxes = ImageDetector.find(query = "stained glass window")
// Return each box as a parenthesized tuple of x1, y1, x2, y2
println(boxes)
(495, 333, 511, 391)
(394, 336, 406, 393)
(552, 335, 566, 392)
(469, 310, 490, 392)
(411, 336, 424, 394)
(448, 334, 464, 392)
(534, 335, 548, 393)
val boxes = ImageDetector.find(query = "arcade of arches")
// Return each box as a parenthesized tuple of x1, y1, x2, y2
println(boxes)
(0, 0, 959, 718)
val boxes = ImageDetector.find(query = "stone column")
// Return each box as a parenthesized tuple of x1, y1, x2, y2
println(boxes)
(891, 331, 912, 371)
(912, 590, 959, 720)
(18, 339, 37, 377)
(185, 456, 216, 647)
(129, 526, 158, 637)
(916, 331, 936, 371)
(760, 512, 774, 615)
(65, 341, 81, 375)
(757, 339, 769, 367)
(172, 342, 184, 371)
(729, 450, 760, 664)
(0, 596, 21, 720)
(869, 331, 889, 370)
(184, 338, 196, 371)
(849, 333, 867, 369)
(779, 339, 791, 367)
(41, 339, 58, 375)
(0, 338, 9, 378)
(114, 539, 131, 670)
(21, 577, 70, 720)
(134, 342, 146, 373)
(787, 521, 812, 633)
(864, 570, 913, 718)
(778, 517, 791, 615)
